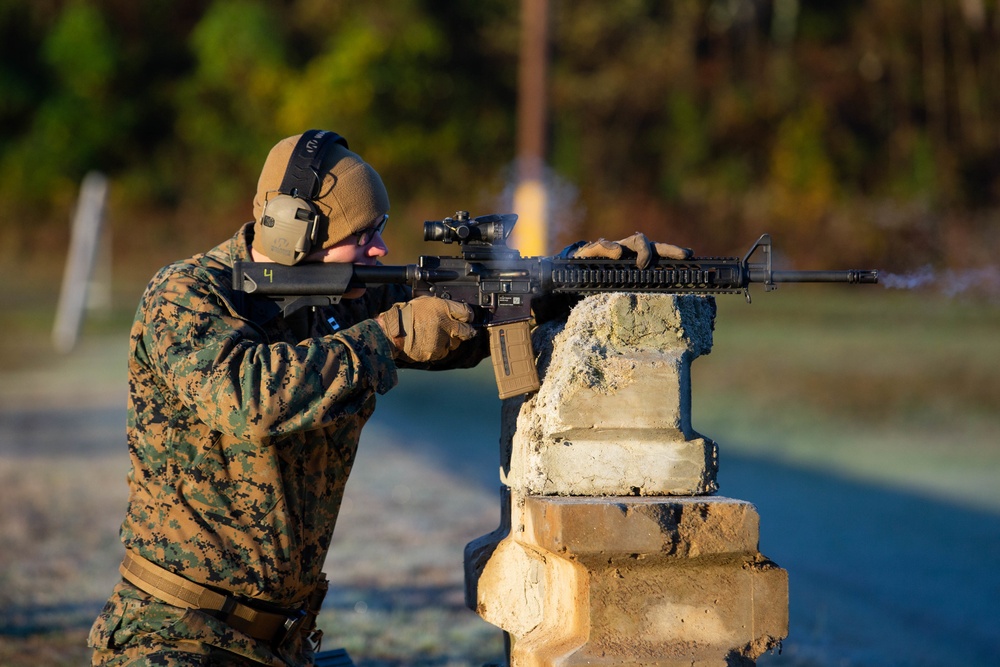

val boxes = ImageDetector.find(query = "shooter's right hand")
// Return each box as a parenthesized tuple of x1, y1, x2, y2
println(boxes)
(376, 296, 478, 364)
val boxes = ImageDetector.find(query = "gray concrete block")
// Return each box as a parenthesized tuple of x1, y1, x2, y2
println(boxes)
(504, 294, 719, 496)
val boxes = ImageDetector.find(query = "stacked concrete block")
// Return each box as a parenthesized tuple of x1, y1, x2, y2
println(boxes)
(465, 294, 788, 666)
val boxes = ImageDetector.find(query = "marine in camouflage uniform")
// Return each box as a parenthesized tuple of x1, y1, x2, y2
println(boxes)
(89, 132, 487, 667)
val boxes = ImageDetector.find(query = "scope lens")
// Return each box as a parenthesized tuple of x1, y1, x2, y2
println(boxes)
(424, 221, 449, 242)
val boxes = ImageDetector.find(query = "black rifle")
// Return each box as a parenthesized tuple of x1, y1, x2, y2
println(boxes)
(233, 211, 878, 398)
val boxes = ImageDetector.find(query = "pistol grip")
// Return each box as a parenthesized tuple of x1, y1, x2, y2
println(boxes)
(488, 320, 540, 399)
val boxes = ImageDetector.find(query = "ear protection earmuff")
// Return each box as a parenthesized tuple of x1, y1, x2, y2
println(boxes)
(257, 130, 349, 266)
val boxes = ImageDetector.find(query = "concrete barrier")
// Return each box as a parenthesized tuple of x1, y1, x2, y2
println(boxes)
(466, 293, 788, 666)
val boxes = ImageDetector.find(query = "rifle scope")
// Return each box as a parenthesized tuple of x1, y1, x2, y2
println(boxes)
(423, 211, 514, 246)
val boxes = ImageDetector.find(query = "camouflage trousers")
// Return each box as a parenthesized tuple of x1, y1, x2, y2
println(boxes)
(89, 582, 312, 667)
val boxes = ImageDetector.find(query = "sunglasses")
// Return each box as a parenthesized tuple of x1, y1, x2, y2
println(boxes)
(356, 214, 388, 246)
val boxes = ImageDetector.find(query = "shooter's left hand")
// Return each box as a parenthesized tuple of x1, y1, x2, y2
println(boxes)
(560, 232, 693, 269)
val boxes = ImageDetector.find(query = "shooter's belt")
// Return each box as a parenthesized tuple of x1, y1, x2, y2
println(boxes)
(120, 550, 326, 648)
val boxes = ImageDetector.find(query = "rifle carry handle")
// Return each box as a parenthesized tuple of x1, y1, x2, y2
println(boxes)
(487, 320, 540, 399)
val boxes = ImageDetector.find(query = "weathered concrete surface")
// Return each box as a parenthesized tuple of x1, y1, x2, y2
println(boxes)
(468, 294, 789, 666)
(525, 496, 762, 559)
(500, 294, 720, 497)
(467, 495, 787, 667)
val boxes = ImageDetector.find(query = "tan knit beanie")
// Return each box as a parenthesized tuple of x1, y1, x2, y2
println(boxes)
(252, 132, 390, 254)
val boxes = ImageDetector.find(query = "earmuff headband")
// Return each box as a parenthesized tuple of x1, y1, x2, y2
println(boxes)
(278, 129, 349, 199)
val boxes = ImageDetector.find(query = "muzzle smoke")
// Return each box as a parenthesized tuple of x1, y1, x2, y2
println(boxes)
(881, 266, 1000, 299)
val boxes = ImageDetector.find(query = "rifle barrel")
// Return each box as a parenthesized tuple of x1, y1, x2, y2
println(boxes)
(750, 269, 879, 284)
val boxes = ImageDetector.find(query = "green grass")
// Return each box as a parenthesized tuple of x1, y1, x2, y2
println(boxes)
(691, 285, 1000, 510)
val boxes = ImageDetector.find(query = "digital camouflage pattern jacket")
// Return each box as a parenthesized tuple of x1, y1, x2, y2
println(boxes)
(89, 223, 488, 666)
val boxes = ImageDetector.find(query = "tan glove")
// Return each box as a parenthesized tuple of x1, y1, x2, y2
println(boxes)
(571, 232, 693, 269)
(376, 296, 478, 363)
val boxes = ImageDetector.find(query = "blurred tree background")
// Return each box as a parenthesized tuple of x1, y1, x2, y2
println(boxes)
(1, 0, 998, 278)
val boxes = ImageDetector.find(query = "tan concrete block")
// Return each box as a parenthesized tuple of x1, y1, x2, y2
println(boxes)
(519, 435, 718, 497)
(568, 557, 787, 665)
(475, 539, 589, 653)
(524, 496, 761, 560)
(550, 350, 688, 432)
(466, 495, 788, 666)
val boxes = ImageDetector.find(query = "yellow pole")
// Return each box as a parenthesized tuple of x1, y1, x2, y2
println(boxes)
(512, 177, 548, 256)
(510, 0, 550, 256)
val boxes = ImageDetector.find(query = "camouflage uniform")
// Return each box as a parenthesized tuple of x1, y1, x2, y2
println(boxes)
(89, 223, 487, 666)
